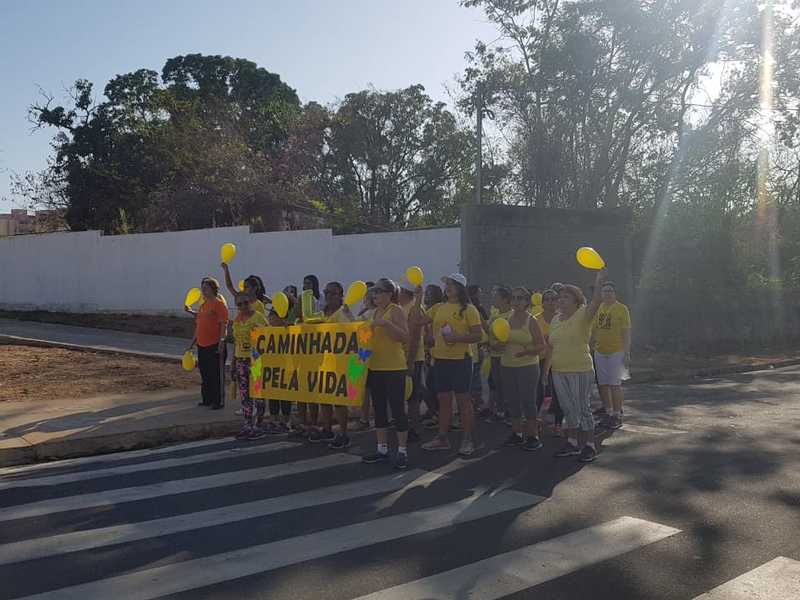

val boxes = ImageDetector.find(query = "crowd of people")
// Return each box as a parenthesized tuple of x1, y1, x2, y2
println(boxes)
(186, 263, 632, 469)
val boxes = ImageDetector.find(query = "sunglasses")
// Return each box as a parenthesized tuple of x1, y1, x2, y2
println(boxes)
(374, 288, 392, 294)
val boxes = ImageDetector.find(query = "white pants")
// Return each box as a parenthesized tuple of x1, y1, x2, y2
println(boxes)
(552, 371, 595, 432)
(594, 351, 626, 386)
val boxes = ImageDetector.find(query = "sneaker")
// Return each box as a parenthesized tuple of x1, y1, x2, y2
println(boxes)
(309, 429, 335, 444)
(608, 415, 623, 430)
(288, 426, 307, 440)
(523, 437, 543, 451)
(503, 418, 513, 427)
(592, 407, 608, 417)
(579, 445, 598, 462)
(423, 416, 439, 430)
(421, 436, 451, 451)
(458, 438, 475, 457)
(234, 408, 243, 416)
(478, 407, 493, 419)
(235, 425, 252, 440)
(362, 451, 390, 464)
(503, 433, 524, 447)
(555, 441, 581, 457)
(248, 427, 267, 440)
(273, 422, 290, 434)
(551, 425, 562, 437)
(351, 419, 371, 431)
(394, 452, 408, 470)
(407, 429, 421, 444)
(451, 419, 463, 431)
(329, 434, 351, 450)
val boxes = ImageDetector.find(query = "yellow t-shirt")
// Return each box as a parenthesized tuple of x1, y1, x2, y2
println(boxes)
(252, 299, 266, 316)
(489, 309, 512, 358)
(324, 306, 349, 324)
(370, 304, 408, 371)
(401, 303, 425, 363)
(500, 313, 539, 368)
(232, 311, 267, 359)
(430, 302, 482, 361)
(593, 302, 631, 354)
(549, 306, 594, 373)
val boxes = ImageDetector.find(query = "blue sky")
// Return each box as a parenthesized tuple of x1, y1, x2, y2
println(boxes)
(0, 0, 498, 211)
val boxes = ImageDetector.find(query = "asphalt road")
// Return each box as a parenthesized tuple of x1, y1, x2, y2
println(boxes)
(1, 365, 799, 600)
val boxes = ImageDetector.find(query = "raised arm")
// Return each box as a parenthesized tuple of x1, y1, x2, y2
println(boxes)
(585, 269, 608, 321)
(220, 263, 239, 298)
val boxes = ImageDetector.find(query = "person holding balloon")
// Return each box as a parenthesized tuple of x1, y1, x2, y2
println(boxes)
(231, 293, 269, 439)
(361, 278, 411, 469)
(186, 277, 229, 409)
(495, 286, 546, 450)
(419, 274, 483, 456)
(221, 263, 268, 316)
(549, 269, 607, 463)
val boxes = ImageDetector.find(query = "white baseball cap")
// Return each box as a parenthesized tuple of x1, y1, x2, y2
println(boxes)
(441, 273, 467, 288)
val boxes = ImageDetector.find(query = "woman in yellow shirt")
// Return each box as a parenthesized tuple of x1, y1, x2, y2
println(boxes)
(231, 294, 268, 440)
(419, 274, 483, 456)
(497, 287, 546, 451)
(361, 278, 411, 469)
(548, 270, 606, 462)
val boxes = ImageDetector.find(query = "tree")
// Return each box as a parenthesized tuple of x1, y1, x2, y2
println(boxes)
(319, 85, 476, 232)
(26, 55, 301, 233)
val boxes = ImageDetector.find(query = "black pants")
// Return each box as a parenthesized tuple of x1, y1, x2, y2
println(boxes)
(269, 400, 292, 416)
(368, 370, 408, 431)
(198, 344, 225, 407)
(424, 364, 438, 415)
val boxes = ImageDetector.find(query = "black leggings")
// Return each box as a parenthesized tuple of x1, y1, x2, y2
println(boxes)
(198, 344, 225, 407)
(368, 370, 408, 431)
(269, 400, 292, 416)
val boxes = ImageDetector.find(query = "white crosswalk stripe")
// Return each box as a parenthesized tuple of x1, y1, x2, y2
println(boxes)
(0, 453, 361, 522)
(692, 557, 800, 600)
(14, 489, 541, 600)
(0, 441, 297, 490)
(351, 516, 681, 600)
(0, 469, 436, 566)
(0, 439, 692, 600)
(0, 437, 236, 477)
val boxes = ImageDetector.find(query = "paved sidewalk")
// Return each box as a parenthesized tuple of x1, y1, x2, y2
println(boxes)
(0, 389, 240, 467)
(0, 317, 188, 359)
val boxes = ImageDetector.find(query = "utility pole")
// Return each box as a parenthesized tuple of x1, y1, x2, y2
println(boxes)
(475, 81, 483, 205)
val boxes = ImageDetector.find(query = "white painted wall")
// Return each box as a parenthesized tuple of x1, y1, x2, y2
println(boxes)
(0, 226, 461, 314)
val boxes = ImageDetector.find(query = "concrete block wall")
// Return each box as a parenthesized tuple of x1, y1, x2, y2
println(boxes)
(461, 205, 633, 299)
(0, 226, 461, 315)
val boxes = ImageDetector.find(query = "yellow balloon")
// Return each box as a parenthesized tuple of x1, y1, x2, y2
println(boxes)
(181, 351, 196, 371)
(492, 317, 511, 342)
(272, 292, 289, 319)
(238, 279, 245, 291)
(405, 266, 424, 287)
(404, 375, 413, 402)
(184, 287, 201, 307)
(220, 242, 237, 264)
(531, 292, 543, 306)
(344, 280, 368, 307)
(576, 246, 606, 270)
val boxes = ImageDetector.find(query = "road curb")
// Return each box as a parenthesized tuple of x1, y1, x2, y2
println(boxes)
(0, 420, 241, 468)
(0, 333, 182, 363)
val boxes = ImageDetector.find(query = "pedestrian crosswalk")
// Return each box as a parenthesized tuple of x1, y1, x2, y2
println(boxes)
(0, 437, 797, 600)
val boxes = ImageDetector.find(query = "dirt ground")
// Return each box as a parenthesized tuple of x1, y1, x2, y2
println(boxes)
(0, 345, 199, 403)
